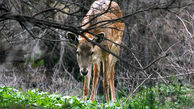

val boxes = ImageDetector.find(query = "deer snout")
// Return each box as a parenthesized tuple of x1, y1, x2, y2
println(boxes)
(81, 68, 88, 76)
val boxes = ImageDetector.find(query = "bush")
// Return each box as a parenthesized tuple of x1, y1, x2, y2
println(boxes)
(0, 84, 193, 109)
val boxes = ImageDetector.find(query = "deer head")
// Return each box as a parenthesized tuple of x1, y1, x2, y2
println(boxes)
(66, 32, 105, 76)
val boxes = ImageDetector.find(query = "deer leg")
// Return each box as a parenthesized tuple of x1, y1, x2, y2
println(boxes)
(83, 71, 91, 101)
(103, 59, 110, 102)
(90, 63, 100, 101)
(109, 42, 120, 101)
(110, 64, 116, 101)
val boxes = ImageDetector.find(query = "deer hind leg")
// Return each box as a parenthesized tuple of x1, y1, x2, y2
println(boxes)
(83, 71, 91, 101)
(90, 63, 100, 101)
(103, 58, 110, 102)
(110, 64, 116, 101)
(109, 44, 120, 101)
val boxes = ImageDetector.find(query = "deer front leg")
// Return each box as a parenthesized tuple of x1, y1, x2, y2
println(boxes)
(103, 59, 110, 102)
(90, 63, 100, 101)
(83, 71, 91, 101)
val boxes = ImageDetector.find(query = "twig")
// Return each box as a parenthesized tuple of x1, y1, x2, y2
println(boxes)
(117, 72, 194, 80)
(176, 15, 193, 38)
(150, 72, 194, 80)
(1, 12, 169, 71)
(124, 74, 153, 103)
(132, 52, 148, 77)
(153, 70, 168, 84)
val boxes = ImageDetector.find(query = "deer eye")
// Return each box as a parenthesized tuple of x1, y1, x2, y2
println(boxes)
(76, 51, 80, 56)
(90, 52, 94, 56)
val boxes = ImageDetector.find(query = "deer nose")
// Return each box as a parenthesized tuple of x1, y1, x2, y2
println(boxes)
(81, 68, 88, 76)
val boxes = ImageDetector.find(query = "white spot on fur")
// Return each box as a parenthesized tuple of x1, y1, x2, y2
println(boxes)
(78, 37, 93, 41)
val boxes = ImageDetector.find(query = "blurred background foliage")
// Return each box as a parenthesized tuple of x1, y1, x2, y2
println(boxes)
(0, 0, 193, 104)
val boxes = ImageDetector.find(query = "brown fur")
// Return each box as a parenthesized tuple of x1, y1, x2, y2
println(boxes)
(77, 0, 125, 102)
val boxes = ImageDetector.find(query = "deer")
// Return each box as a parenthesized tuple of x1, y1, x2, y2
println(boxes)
(66, 0, 125, 102)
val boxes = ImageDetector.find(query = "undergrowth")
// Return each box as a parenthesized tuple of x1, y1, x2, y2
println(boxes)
(0, 84, 193, 109)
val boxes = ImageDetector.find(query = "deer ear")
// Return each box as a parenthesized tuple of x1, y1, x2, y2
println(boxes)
(66, 32, 78, 45)
(93, 32, 105, 44)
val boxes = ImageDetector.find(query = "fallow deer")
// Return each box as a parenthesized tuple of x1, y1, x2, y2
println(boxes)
(66, 0, 125, 102)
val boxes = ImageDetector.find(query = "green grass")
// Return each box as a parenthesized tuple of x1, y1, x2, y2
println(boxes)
(121, 84, 193, 109)
(0, 84, 193, 109)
